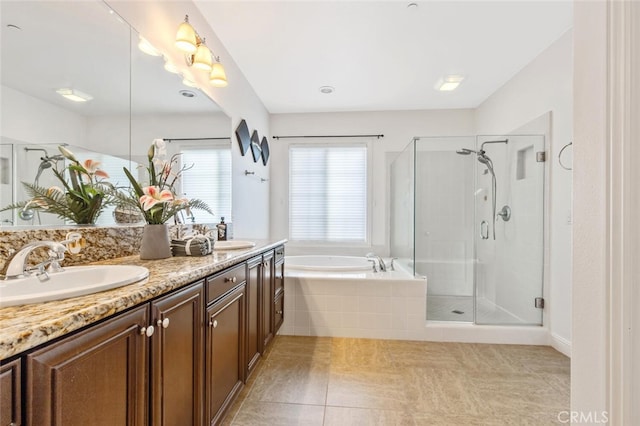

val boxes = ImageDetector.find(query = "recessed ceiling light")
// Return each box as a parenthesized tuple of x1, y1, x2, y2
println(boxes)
(407, 2, 418, 9)
(319, 86, 334, 94)
(6, 24, 21, 31)
(434, 75, 465, 91)
(55, 88, 93, 102)
(179, 90, 196, 98)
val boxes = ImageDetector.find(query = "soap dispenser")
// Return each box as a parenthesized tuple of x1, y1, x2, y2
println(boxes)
(217, 217, 227, 241)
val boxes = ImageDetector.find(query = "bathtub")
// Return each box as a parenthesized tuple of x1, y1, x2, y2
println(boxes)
(281, 255, 428, 340)
(280, 255, 550, 348)
(285, 255, 372, 272)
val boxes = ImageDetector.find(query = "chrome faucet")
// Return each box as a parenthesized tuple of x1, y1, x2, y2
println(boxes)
(365, 252, 387, 272)
(1, 241, 68, 280)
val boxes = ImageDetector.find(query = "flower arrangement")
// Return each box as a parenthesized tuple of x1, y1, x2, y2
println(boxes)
(116, 139, 213, 224)
(1, 146, 114, 224)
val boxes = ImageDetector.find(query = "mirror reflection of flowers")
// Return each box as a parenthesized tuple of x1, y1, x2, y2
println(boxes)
(1, 145, 115, 224)
(117, 139, 213, 224)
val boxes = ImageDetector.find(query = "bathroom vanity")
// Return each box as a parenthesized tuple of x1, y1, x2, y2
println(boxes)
(0, 240, 286, 426)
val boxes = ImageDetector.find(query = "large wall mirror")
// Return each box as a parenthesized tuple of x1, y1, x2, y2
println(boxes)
(0, 0, 231, 228)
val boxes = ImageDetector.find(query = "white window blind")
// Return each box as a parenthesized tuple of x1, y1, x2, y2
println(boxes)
(179, 145, 231, 223)
(289, 144, 367, 242)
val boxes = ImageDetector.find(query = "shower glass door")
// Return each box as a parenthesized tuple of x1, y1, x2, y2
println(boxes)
(474, 135, 545, 325)
(414, 137, 476, 322)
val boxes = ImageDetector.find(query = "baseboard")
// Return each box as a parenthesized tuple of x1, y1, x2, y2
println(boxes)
(550, 332, 571, 357)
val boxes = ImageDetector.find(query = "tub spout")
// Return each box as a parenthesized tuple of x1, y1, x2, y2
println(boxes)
(365, 253, 386, 272)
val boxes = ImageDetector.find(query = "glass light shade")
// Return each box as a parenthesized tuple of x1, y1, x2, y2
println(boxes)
(138, 36, 161, 57)
(175, 21, 197, 54)
(209, 62, 228, 87)
(192, 44, 213, 72)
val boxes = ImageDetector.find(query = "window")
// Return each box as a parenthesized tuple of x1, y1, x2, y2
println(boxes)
(289, 144, 368, 242)
(179, 143, 231, 223)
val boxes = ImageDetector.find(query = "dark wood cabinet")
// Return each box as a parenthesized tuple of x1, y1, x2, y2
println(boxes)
(151, 283, 204, 426)
(262, 250, 275, 351)
(205, 284, 246, 426)
(274, 250, 285, 335)
(26, 305, 149, 426)
(245, 256, 262, 378)
(1, 358, 21, 426)
(9, 244, 285, 426)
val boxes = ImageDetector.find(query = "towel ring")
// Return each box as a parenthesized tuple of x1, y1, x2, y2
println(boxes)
(558, 142, 572, 171)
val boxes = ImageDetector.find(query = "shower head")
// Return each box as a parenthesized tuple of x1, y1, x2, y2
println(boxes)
(455, 148, 477, 155)
(479, 139, 508, 153)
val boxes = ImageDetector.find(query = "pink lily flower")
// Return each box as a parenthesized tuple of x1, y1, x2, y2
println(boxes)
(139, 186, 173, 211)
(82, 159, 109, 179)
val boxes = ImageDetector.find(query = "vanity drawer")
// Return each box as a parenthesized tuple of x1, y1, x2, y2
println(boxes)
(275, 245, 285, 263)
(206, 264, 247, 304)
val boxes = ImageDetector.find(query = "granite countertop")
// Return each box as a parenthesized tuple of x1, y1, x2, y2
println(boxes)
(0, 239, 286, 361)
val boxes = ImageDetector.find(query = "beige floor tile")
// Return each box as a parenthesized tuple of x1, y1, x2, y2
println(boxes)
(222, 337, 570, 425)
(324, 406, 413, 426)
(248, 356, 330, 405)
(403, 367, 484, 416)
(463, 371, 569, 417)
(230, 401, 325, 426)
(326, 365, 410, 411)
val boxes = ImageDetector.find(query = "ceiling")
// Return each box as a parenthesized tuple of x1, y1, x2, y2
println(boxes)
(195, 1, 573, 114)
(0, 1, 220, 117)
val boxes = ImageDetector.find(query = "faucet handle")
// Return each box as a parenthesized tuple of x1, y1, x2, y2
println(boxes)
(389, 257, 398, 271)
(63, 232, 84, 254)
(367, 259, 378, 273)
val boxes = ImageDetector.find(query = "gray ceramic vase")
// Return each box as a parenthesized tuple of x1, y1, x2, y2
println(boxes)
(139, 224, 172, 260)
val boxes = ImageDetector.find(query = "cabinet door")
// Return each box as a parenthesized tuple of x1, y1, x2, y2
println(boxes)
(27, 305, 149, 426)
(246, 256, 262, 377)
(151, 282, 204, 426)
(262, 251, 275, 351)
(0, 358, 21, 426)
(274, 292, 285, 334)
(206, 284, 245, 426)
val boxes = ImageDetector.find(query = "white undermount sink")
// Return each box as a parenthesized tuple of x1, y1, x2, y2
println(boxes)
(214, 240, 256, 250)
(0, 265, 149, 308)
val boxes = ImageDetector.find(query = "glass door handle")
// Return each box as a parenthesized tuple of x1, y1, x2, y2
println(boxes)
(480, 220, 489, 240)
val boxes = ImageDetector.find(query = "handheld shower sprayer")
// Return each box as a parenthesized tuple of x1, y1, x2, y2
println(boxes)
(455, 139, 509, 240)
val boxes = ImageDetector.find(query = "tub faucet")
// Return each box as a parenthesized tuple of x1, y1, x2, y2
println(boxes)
(1, 241, 67, 280)
(365, 253, 387, 272)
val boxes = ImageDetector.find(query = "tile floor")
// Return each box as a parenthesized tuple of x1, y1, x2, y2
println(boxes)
(222, 336, 570, 425)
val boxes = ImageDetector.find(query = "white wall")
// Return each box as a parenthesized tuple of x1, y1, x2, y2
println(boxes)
(269, 109, 476, 255)
(474, 31, 573, 353)
(1, 85, 87, 147)
(109, 0, 271, 239)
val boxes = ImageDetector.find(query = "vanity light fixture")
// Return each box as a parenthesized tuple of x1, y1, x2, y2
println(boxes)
(163, 59, 180, 74)
(175, 15, 227, 87)
(209, 60, 228, 87)
(56, 88, 93, 102)
(435, 75, 465, 91)
(182, 77, 198, 88)
(138, 36, 162, 57)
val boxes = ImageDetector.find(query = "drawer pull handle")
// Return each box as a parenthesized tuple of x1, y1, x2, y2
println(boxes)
(212, 320, 218, 328)
(225, 276, 237, 283)
(157, 318, 170, 329)
(140, 325, 155, 337)
(276, 310, 283, 315)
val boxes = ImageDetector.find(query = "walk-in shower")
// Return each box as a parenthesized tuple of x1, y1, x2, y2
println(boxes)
(390, 135, 545, 326)
(19, 147, 64, 223)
